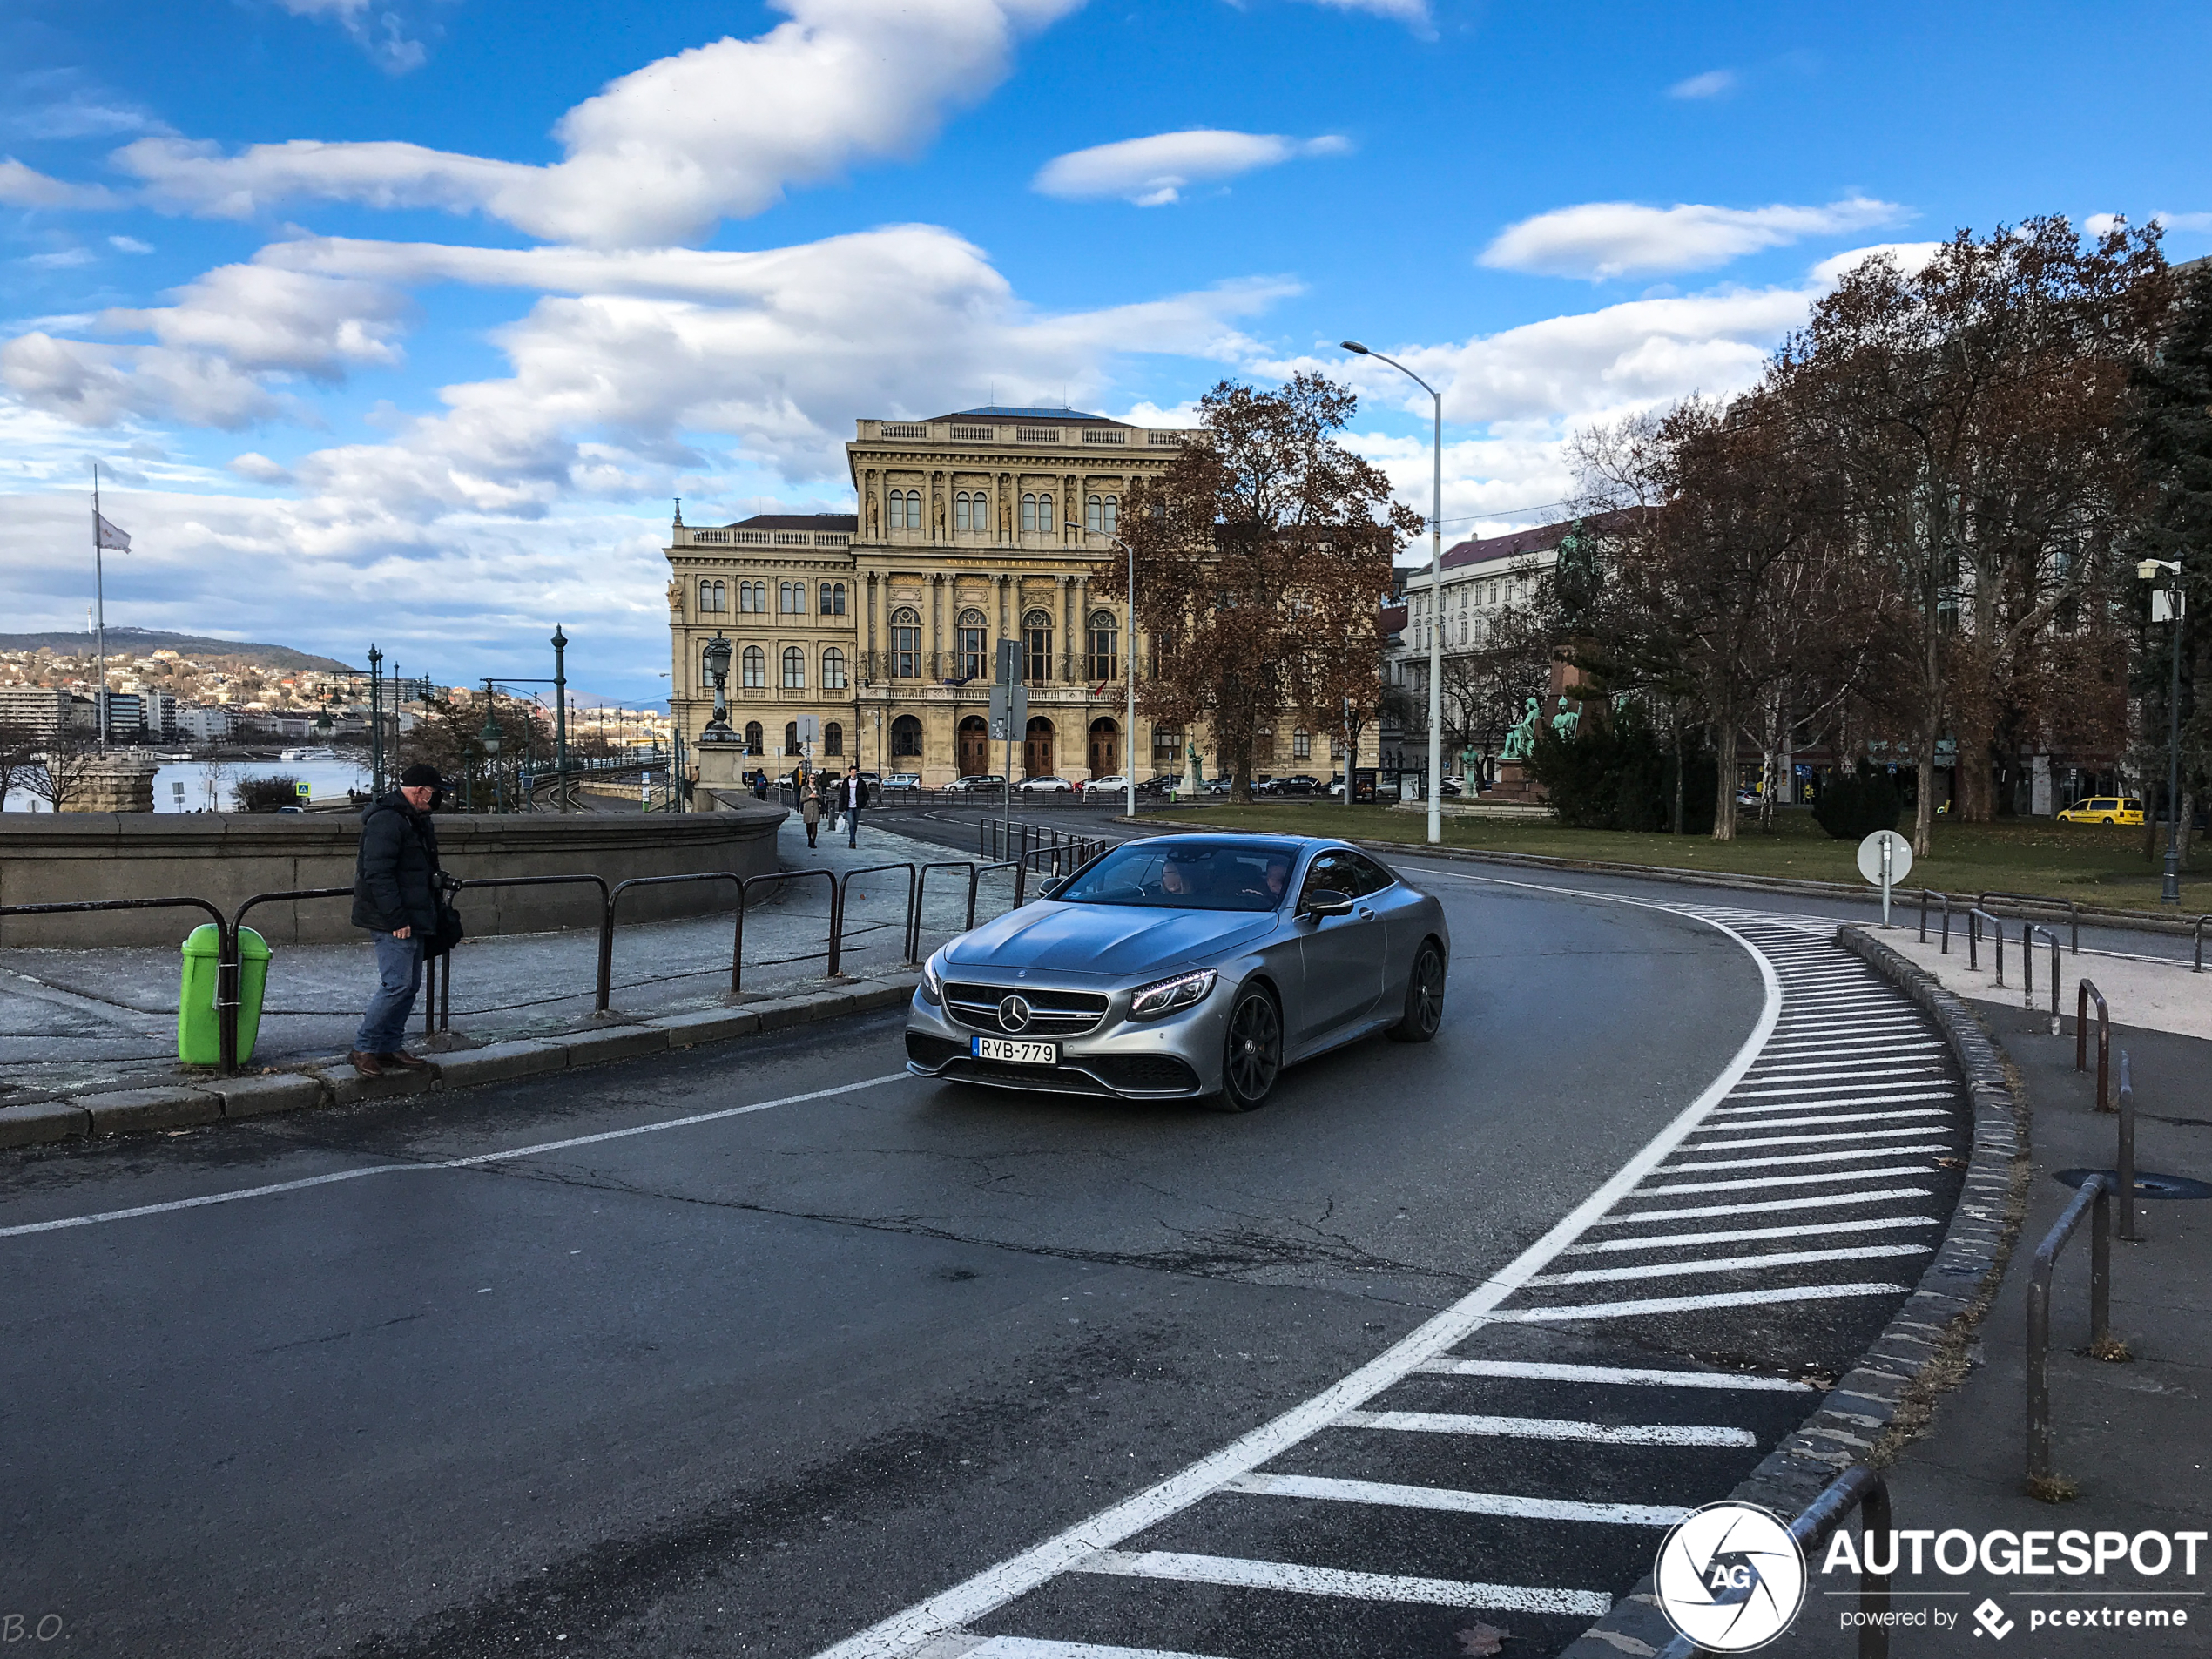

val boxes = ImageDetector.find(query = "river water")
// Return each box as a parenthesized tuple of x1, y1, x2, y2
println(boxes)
(2, 758, 373, 813)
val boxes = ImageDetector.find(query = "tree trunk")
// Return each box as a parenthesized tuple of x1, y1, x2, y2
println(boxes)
(1671, 711, 1686, 836)
(1913, 734, 1939, 860)
(1711, 713, 1737, 841)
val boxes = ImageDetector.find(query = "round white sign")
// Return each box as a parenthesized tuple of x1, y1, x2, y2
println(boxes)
(1856, 828, 1913, 887)
(1653, 1501, 1807, 1652)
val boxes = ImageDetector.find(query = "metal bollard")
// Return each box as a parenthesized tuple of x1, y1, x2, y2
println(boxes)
(2027, 1173, 2112, 1492)
(2116, 1051, 2138, 1243)
(2026, 924, 2060, 1030)
(2075, 980, 2110, 1112)
(1967, 907, 2003, 985)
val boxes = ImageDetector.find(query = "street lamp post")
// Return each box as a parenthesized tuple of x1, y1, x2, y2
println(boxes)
(368, 644, 384, 795)
(1342, 341, 1443, 844)
(550, 626, 570, 812)
(1067, 520, 1139, 821)
(478, 678, 504, 814)
(2139, 558, 2187, 906)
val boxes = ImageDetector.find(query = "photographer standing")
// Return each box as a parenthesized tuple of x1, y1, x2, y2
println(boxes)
(348, 764, 444, 1077)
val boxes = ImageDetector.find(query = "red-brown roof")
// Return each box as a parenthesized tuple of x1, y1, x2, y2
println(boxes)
(1437, 507, 1639, 572)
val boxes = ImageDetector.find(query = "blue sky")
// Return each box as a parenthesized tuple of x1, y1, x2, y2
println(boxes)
(3, 0, 2207, 704)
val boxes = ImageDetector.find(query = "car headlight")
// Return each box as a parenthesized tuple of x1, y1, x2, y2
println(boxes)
(1128, 968, 1216, 1021)
(920, 953, 944, 1005)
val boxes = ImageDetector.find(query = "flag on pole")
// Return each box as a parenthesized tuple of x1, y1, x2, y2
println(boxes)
(95, 512, 131, 552)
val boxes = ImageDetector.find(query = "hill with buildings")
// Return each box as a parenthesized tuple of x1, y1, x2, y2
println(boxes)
(0, 629, 355, 674)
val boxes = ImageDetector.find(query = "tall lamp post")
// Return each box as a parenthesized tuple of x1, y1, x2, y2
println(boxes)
(478, 678, 504, 814)
(368, 644, 385, 795)
(1067, 520, 1138, 821)
(550, 626, 570, 812)
(1341, 340, 1443, 844)
(2140, 558, 2187, 906)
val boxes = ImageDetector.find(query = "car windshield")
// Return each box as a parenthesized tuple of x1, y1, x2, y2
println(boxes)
(1053, 840, 1297, 912)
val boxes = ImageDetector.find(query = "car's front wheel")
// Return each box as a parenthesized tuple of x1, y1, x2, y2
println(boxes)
(1389, 939, 1447, 1042)
(1211, 984, 1281, 1111)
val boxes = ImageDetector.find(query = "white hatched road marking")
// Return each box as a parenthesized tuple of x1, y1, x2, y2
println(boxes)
(1335, 1410, 1757, 1447)
(949, 1641, 1231, 1659)
(1070, 1552, 1613, 1618)
(1686, 1126, 1956, 1151)
(1661, 1143, 1950, 1174)
(1714, 1090, 1961, 1110)
(1525, 1242, 1930, 1286)
(1413, 1358, 1816, 1391)
(1730, 1077, 1961, 1097)
(1564, 1215, 1941, 1253)
(1594, 1186, 1936, 1223)
(1220, 1472, 1692, 1527)
(1501, 1281, 1912, 1322)
(1635, 1163, 1940, 1196)
(1705, 1109, 1952, 1131)
(1759, 1039, 1946, 1057)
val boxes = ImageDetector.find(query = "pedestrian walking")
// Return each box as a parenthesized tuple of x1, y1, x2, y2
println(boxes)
(840, 763, 870, 848)
(348, 763, 445, 1076)
(800, 778, 822, 847)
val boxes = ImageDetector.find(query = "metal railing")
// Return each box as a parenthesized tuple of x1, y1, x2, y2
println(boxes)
(606, 872, 749, 999)
(1966, 907, 2004, 985)
(1979, 891, 2080, 954)
(0, 895, 234, 1063)
(2195, 914, 2210, 973)
(2024, 924, 2061, 1028)
(1919, 888, 1952, 949)
(914, 860, 1008, 959)
(2075, 980, 2110, 1114)
(2115, 1050, 2140, 1243)
(837, 863, 921, 973)
(1658, 1466, 1893, 1659)
(2027, 1173, 2113, 1493)
(731, 868, 842, 992)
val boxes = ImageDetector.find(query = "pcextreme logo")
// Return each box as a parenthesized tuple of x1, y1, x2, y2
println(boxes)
(1654, 1502, 1808, 1652)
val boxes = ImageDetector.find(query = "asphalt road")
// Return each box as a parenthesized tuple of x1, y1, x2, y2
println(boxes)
(0, 861, 1966, 1659)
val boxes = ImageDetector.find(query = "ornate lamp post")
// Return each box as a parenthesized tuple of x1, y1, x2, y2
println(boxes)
(478, 678, 504, 814)
(700, 631, 735, 745)
(2139, 557, 2186, 906)
(550, 625, 570, 812)
(368, 644, 385, 795)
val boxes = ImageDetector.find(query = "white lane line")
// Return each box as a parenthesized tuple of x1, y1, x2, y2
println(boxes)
(1070, 1552, 1612, 1619)
(1564, 1215, 1942, 1253)
(1501, 1281, 1911, 1323)
(1746, 1061, 1947, 1078)
(0, 1074, 912, 1241)
(1716, 1091, 1961, 1111)
(953, 1641, 1231, 1659)
(1525, 1242, 1930, 1286)
(1336, 1411, 1757, 1447)
(1774, 1016, 1926, 1034)
(1636, 1163, 1939, 1197)
(806, 876, 1784, 1659)
(1661, 1143, 1949, 1174)
(1730, 1079, 1959, 1100)
(1221, 1472, 1690, 1527)
(1415, 1358, 1816, 1391)
(1779, 998, 1912, 1015)
(1684, 1126, 1954, 1152)
(1703, 1109, 1952, 1132)
(1594, 1187, 1936, 1224)
(1760, 1039, 1946, 1057)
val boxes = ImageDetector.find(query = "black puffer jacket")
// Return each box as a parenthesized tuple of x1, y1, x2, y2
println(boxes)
(351, 792, 442, 934)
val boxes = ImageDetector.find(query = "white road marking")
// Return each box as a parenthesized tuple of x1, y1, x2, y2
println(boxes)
(1759, 1039, 1946, 1058)
(1745, 1061, 1946, 1078)
(0, 1074, 913, 1240)
(1774, 1016, 1926, 1035)
(1594, 1186, 1935, 1223)
(1336, 1411, 1756, 1447)
(951, 1641, 1230, 1659)
(1563, 1215, 1941, 1253)
(1635, 1163, 1939, 1197)
(1730, 1078, 1961, 1099)
(1221, 1471, 1691, 1527)
(1526, 1242, 1930, 1286)
(1685, 1126, 1955, 1151)
(1703, 1109, 1952, 1131)
(1070, 1552, 1613, 1618)
(1502, 1281, 1911, 1322)
(1716, 1092, 1961, 1112)
(1661, 1143, 1949, 1174)
(1414, 1357, 1815, 1390)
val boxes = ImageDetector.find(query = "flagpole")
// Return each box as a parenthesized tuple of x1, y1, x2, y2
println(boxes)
(92, 462, 106, 751)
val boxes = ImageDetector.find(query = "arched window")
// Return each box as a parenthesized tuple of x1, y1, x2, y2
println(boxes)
(904, 489, 921, 529)
(1086, 610, 1116, 682)
(891, 714, 924, 759)
(1102, 494, 1117, 535)
(821, 646, 847, 690)
(954, 491, 972, 534)
(1037, 492, 1053, 534)
(1085, 493, 1103, 533)
(1022, 608, 1053, 684)
(744, 720, 764, 755)
(1152, 724, 1183, 764)
(819, 581, 846, 616)
(740, 644, 765, 688)
(784, 720, 801, 755)
(1292, 728, 1312, 759)
(1020, 493, 1037, 534)
(955, 608, 987, 680)
(823, 720, 844, 757)
(890, 606, 921, 678)
(781, 645, 806, 689)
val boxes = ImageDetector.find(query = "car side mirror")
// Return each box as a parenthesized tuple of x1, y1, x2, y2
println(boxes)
(1038, 876, 1067, 899)
(1299, 887, 1355, 919)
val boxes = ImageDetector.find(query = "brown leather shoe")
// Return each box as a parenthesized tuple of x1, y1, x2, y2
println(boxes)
(348, 1050, 386, 1077)
(381, 1050, 431, 1071)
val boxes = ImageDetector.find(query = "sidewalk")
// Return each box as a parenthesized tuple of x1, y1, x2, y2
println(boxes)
(0, 816, 1010, 1103)
(1782, 993, 2211, 1656)
(1885, 925, 2212, 1042)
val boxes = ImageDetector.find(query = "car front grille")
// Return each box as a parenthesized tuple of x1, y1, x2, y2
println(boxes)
(940, 1059, 1111, 1095)
(1086, 1055, 1201, 1094)
(905, 1032, 967, 1068)
(944, 981, 1109, 1036)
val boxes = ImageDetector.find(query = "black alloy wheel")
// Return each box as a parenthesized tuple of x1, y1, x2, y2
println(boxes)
(1213, 984, 1282, 1112)
(1389, 940, 1447, 1042)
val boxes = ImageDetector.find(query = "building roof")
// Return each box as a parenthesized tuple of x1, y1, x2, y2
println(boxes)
(1432, 507, 1640, 575)
(726, 513, 859, 531)
(934, 406, 1129, 425)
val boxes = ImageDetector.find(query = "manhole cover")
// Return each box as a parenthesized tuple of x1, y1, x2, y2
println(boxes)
(2054, 1168, 2212, 1201)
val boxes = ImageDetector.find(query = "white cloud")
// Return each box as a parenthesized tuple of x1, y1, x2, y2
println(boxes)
(0, 158, 118, 210)
(1287, 0, 1432, 29)
(2152, 211, 2212, 233)
(270, 0, 429, 72)
(1480, 196, 1909, 280)
(118, 0, 1086, 246)
(228, 452, 295, 484)
(1667, 68, 1737, 99)
(1807, 241, 1943, 283)
(109, 235, 155, 253)
(1033, 129, 1350, 206)
(22, 247, 98, 270)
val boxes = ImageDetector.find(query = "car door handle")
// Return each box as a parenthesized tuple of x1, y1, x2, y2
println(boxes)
(1357, 907, 1375, 920)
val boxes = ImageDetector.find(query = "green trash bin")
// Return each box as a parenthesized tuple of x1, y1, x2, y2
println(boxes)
(179, 924, 271, 1066)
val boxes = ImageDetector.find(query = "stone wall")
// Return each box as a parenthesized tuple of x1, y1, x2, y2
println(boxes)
(0, 803, 786, 948)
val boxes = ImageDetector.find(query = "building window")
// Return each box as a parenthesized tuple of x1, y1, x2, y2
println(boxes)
(744, 720, 764, 755)
(1085, 494, 1103, 533)
(779, 581, 805, 614)
(698, 578, 726, 612)
(782, 720, 799, 755)
(904, 489, 922, 529)
(821, 646, 847, 690)
(819, 581, 846, 616)
(1152, 725, 1183, 764)
(956, 608, 987, 680)
(782, 645, 806, 689)
(891, 606, 921, 678)
(887, 489, 923, 530)
(891, 714, 923, 759)
(956, 490, 980, 533)
(824, 720, 844, 757)
(1293, 728, 1311, 759)
(1022, 609, 1052, 684)
(1020, 493, 1037, 534)
(1086, 610, 1116, 682)
(740, 644, 765, 688)
(1103, 494, 1117, 534)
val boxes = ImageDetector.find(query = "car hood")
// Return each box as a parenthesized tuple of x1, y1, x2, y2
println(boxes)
(944, 902, 1278, 981)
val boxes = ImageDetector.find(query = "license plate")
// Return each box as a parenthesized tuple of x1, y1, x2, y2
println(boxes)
(973, 1035, 1058, 1065)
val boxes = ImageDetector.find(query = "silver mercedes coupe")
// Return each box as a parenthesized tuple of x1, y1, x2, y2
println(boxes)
(905, 834, 1449, 1110)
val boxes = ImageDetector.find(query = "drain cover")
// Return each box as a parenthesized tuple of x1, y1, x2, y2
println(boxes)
(2054, 1168, 2212, 1201)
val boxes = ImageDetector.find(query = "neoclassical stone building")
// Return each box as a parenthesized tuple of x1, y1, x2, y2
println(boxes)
(666, 405, 1381, 786)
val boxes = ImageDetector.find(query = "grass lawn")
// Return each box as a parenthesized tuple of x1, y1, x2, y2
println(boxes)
(1177, 803, 2210, 916)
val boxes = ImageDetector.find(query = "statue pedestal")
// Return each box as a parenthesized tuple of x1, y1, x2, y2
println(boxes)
(1487, 760, 1546, 806)
(691, 738, 753, 806)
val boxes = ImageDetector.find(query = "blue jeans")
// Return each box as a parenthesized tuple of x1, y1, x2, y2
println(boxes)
(356, 930, 424, 1054)
(846, 805, 860, 847)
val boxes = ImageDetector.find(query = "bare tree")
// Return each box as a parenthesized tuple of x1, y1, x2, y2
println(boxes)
(0, 718, 39, 810)
(22, 728, 104, 813)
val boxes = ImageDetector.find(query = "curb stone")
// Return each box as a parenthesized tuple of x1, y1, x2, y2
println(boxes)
(0, 971, 923, 1150)
(1554, 924, 2031, 1659)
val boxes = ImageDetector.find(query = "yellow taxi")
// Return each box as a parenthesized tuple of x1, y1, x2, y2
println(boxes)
(2056, 795, 2146, 826)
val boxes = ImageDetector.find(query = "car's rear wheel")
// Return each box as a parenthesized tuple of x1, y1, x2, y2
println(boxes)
(1211, 984, 1281, 1111)
(1389, 939, 1447, 1042)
